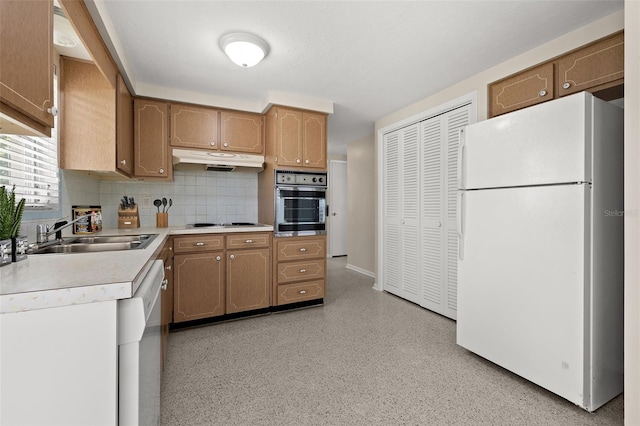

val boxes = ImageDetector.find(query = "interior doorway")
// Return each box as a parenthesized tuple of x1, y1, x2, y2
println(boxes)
(329, 160, 348, 257)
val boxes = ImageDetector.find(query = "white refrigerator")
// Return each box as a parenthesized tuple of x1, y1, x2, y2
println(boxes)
(456, 92, 624, 412)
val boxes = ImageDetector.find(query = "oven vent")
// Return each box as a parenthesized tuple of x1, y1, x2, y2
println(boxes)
(206, 164, 236, 172)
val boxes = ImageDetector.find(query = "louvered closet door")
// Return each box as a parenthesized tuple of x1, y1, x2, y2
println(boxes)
(420, 117, 445, 313)
(442, 107, 470, 320)
(382, 131, 402, 295)
(400, 124, 420, 303)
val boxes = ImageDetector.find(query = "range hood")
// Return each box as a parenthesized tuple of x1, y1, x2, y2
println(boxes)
(172, 148, 264, 172)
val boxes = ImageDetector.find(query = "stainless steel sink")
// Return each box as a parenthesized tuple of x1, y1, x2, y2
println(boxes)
(28, 234, 158, 255)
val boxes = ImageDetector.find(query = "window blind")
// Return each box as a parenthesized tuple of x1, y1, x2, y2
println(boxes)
(0, 133, 59, 210)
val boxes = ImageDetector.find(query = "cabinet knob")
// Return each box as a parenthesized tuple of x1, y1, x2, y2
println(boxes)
(296, 159, 301, 164)
(299, 247, 307, 252)
(158, 168, 165, 174)
(299, 290, 307, 294)
(165, 265, 172, 270)
(230, 254, 235, 260)
(47, 106, 58, 116)
(161, 279, 168, 291)
(538, 90, 547, 97)
(210, 141, 216, 146)
(299, 269, 307, 273)
(215, 255, 221, 261)
(120, 160, 127, 165)
(245, 239, 254, 243)
(563, 82, 571, 89)
(195, 242, 206, 246)
(223, 143, 229, 147)
(305, 159, 310, 164)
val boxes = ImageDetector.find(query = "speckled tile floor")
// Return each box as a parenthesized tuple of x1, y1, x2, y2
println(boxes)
(160, 257, 624, 425)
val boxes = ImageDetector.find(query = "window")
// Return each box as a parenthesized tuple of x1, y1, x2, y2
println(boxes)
(0, 68, 59, 212)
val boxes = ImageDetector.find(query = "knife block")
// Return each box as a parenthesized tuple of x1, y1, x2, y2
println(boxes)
(118, 204, 140, 229)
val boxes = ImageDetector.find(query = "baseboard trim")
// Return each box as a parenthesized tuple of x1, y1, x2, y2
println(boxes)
(345, 263, 375, 278)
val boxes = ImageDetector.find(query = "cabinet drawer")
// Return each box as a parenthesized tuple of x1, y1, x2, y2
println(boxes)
(277, 259, 325, 284)
(174, 235, 224, 253)
(277, 280, 324, 305)
(226, 233, 270, 249)
(276, 238, 325, 261)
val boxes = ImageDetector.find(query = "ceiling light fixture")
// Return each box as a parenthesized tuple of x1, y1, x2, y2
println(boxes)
(219, 32, 269, 68)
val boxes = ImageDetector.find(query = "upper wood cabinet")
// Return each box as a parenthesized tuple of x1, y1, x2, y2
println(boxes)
(134, 98, 172, 180)
(169, 104, 264, 154)
(170, 103, 219, 150)
(60, 57, 130, 177)
(267, 106, 327, 170)
(116, 75, 134, 176)
(489, 31, 624, 118)
(0, 0, 54, 135)
(489, 63, 554, 117)
(557, 31, 624, 98)
(220, 110, 264, 154)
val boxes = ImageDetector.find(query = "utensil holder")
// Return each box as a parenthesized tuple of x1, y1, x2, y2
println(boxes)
(118, 204, 140, 229)
(156, 212, 168, 228)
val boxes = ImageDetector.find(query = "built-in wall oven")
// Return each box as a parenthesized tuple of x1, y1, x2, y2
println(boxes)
(275, 170, 327, 237)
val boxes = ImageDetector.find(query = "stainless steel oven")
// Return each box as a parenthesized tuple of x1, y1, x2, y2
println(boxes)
(275, 170, 327, 236)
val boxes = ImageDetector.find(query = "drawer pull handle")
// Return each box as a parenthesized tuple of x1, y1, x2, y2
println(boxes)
(216, 256, 221, 261)
(299, 290, 307, 294)
(195, 242, 206, 246)
(245, 239, 254, 243)
(299, 269, 307, 273)
(299, 248, 307, 252)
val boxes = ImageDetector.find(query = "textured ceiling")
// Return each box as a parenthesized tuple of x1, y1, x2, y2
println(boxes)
(87, 0, 623, 154)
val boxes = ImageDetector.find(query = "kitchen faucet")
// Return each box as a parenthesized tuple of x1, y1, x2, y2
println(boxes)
(36, 213, 96, 243)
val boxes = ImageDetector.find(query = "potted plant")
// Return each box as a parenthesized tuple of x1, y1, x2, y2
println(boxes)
(0, 185, 26, 265)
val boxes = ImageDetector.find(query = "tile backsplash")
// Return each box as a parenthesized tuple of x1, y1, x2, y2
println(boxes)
(20, 169, 259, 241)
(99, 170, 258, 228)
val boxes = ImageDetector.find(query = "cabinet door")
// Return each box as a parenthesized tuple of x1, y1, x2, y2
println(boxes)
(173, 252, 225, 322)
(134, 99, 172, 179)
(226, 248, 270, 314)
(275, 108, 303, 167)
(557, 31, 624, 97)
(302, 112, 327, 169)
(170, 103, 219, 149)
(220, 111, 263, 154)
(0, 0, 54, 129)
(489, 62, 554, 117)
(59, 58, 115, 172)
(116, 75, 133, 176)
(160, 240, 173, 370)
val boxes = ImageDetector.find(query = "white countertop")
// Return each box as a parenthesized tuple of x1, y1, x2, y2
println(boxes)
(0, 224, 273, 314)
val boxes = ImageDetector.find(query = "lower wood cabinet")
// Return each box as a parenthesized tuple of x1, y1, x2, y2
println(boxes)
(273, 235, 326, 306)
(159, 237, 173, 370)
(172, 232, 271, 322)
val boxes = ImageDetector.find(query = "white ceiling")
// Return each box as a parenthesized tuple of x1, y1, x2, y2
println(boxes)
(85, 0, 623, 155)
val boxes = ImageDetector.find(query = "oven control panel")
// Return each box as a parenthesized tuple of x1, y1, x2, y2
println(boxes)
(276, 170, 327, 186)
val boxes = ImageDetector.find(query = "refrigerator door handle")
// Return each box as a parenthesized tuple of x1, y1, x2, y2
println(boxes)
(457, 128, 466, 190)
(457, 191, 465, 260)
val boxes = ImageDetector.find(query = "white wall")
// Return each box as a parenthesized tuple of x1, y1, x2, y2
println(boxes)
(624, 1, 639, 424)
(346, 133, 375, 276)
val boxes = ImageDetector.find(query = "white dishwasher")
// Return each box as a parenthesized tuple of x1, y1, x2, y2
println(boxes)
(118, 259, 165, 426)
